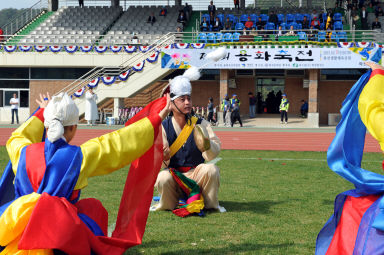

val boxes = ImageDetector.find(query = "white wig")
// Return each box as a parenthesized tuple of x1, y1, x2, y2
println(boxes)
(43, 92, 79, 143)
(169, 66, 201, 100)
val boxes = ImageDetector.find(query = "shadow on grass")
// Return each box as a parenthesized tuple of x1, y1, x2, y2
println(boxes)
(157, 242, 294, 255)
(322, 199, 334, 206)
(220, 200, 284, 214)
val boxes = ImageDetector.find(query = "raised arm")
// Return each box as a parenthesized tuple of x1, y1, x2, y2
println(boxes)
(200, 119, 221, 161)
(358, 62, 384, 151)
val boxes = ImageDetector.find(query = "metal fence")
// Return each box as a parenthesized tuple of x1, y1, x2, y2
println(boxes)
(2, 0, 49, 35)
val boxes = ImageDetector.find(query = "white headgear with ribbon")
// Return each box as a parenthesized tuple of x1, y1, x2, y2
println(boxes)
(44, 92, 79, 143)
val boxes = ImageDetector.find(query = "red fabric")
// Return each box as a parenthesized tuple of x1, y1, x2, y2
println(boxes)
(25, 142, 46, 191)
(76, 198, 109, 236)
(33, 108, 45, 123)
(245, 21, 253, 28)
(177, 166, 194, 173)
(371, 69, 384, 79)
(173, 208, 190, 217)
(326, 195, 380, 255)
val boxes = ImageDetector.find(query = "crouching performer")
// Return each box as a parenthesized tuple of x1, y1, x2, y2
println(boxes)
(0, 92, 170, 254)
(154, 67, 223, 217)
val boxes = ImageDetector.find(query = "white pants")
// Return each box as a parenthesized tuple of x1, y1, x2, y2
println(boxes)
(155, 163, 220, 210)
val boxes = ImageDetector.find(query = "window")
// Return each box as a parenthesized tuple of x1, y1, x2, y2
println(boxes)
(236, 69, 254, 76)
(31, 68, 92, 80)
(320, 69, 366, 80)
(255, 69, 285, 76)
(0, 68, 29, 79)
(4, 91, 19, 107)
(0, 80, 29, 89)
(3, 90, 29, 107)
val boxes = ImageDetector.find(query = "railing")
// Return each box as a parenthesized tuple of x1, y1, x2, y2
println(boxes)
(55, 33, 176, 97)
(0, 29, 382, 46)
(2, 0, 48, 35)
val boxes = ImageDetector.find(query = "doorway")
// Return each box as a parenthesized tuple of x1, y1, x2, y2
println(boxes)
(256, 78, 285, 114)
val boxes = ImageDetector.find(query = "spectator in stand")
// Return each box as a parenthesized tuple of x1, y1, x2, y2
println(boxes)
(248, 92, 256, 118)
(275, 25, 283, 40)
(352, 13, 360, 28)
(269, 11, 279, 27)
(311, 16, 320, 29)
(200, 17, 209, 31)
(256, 17, 265, 30)
(78, 0, 84, 7)
(159, 6, 167, 17)
(347, 0, 353, 10)
(244, 16, 254, 30)
(302, 16, 310, 29)
(207, 97, 216, 124)
(376, 6, 384, 16)
(184, 3, 191, 21)
(242, 27, 248, 35)
(177, 10, 187, 29)
(147, 12, 156, 25)
(10, 93, 19, 124)
(234, 0, 240, 10)
(212, 17, 223, 31)
(360, 6, 368, 29)
(326, 24, 333, 42)
(0, 27, 3, 43)
(224, 17, 233, 30)
(311, 9, 319, 20)
(308, 26, 317, 40)
(250, 27, 258, 36)
(300, 100, 308, 118)
(208, 1, 216, 16)
(175, 27, 183, 42)
(367, 2, 375, 13)
(372, 17, 382, 30)
(285, 25, 296, 36)
(209, 12, 215, 26)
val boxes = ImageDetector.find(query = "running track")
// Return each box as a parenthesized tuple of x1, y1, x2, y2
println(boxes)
(0, 127, 380, 152)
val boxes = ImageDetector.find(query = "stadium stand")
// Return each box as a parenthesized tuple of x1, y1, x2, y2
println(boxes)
(20, 6, 122, 45)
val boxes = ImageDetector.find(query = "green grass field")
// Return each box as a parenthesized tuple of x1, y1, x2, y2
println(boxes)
(0, 148, 383, 254)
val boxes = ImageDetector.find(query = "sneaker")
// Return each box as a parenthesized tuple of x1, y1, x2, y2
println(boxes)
(280, 121, 283, 124)
(284, 121, 288, 124)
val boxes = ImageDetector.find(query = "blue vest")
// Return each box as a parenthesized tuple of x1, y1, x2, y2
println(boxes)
(162, 117, 205, 168)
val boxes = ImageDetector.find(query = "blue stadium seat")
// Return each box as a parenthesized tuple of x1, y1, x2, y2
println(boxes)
(296, 23, 302, 30)
(240, 14, 249, 23)
(235, 22, 245, 30)
(298, 31, 307, 41)
(233, 32, 241, 41)
(337, 31, 347, 42)
(202, 14, 210, 22)
(288, 22, 298, 30)
(232, 16, 239, 24)
(333, 12, 342, 22)
(295, 13, 304, 23)
(207, 33, 216, 43)
(277, 14, 284, 24)
(216, 32, 223, 42)
(320, 23, 325, 30)
(286, 14, 294, 23)
(223, 32, 233, 42)
(217, 14, 225, 23)
(198, 33, 207, 43)
(250, 14, 258, 23)
(334, 21, 343, 30)
(265, 22, 275, 31)
(331, 33, 339, 42)
(280, 22, 287, 30)
(317, 31, 326, 41)
(260, 14, 269, 22)
(322, 13, 327, 22)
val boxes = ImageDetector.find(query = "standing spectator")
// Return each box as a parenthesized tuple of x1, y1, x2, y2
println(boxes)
(279, 93, 289, 124)
(200, 17, 209, 31)
(78, 0, 84, 7)
(209, 12, 215, 27)
(207, 97, 216, 124)
(300, 99, 308, 118)
(212, 17, 223, 31)
(302, 16, 310, 29)
(10, 93, 19, 124)
(147, 12, 156, 25)
(230, 94, 242, 127)
(0, 27, 3, 43)
(367, 2, 375, 13)
(224, 17, 233, 30)
(85, 88, 98, 126)
(221, 94, 231, 126)
(244, 16, 254, 30)
(360, 6, 368, 29)
(269, 11, 279, 27)
(372, 17, 382, 30)
(177, 11, 187, 29)
(234, 0, 240, 10)
(352, 13, 360, 28)
(311, 9, 319, 20)
(184, 3, 191, 21)
(208, 1, 216, 16)
(159, 6, 167, 17)
(248, 92, 256, 118)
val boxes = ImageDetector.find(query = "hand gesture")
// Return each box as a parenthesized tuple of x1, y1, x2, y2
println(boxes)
(36, 93, 51, 109)
(159, 93, 172, 120)
(365, 61, 384, 71)
(163, 146, 171, 161)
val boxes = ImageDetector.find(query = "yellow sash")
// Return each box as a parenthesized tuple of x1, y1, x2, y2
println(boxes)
(169, 116, 198, 158)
